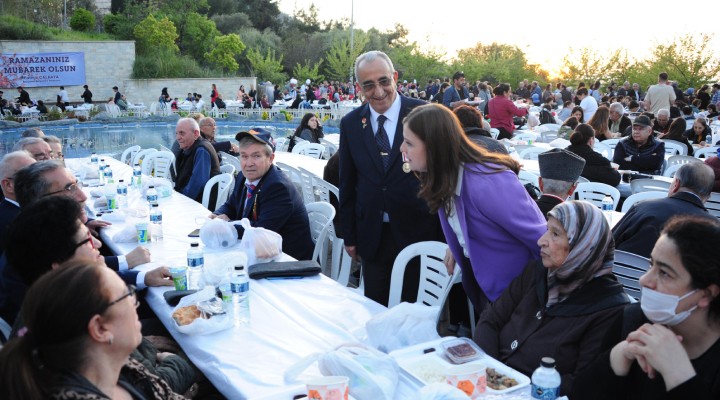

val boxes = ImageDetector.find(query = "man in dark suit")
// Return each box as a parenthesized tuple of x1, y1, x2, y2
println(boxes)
(535, 148, 585, 218)
(613, 162, 716, 258)
(15, 86, 31, 105)
(339, 50, 442, 306)
(0, 151, 36, 256)
(211, 128, 313, 261)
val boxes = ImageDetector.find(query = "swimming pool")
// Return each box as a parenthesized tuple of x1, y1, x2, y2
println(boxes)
(0, 121, 339, 158)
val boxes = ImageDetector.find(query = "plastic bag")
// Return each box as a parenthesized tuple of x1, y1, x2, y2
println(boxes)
(284, 343, 399, 400)
(418, 383, 469, 400)
(200, 219, 240, 249)
(238, 218, 282, 265)
(171, 287, 233, 335)
(366, 302, 441, 353)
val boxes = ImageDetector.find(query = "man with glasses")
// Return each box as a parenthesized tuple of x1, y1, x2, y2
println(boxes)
(12, 161, 168, 289)
(608, 102, 632, 136)
(199, 116, 239, 156)
(11, 137, 51, 161)
(0, 151, 36, 257)
(339, 50, 442, 306)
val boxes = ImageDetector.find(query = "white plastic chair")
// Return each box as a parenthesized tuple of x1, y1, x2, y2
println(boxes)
(274, 137, 288, 152)
(630, 178, 672, 194)
(667, 154, 702, 168)
(602, 138, 621, 151)
(518, 170, 540, 188)
(489, 128, 500, 139)
(142, 151, 175, 179)
(387, 241, 456, 309)
(119, 145, 141, 165)
(620, 191, 667, 213)
(706, 192, 720, 219)
(574, 182, 621, 210)
(613, 250, 650, 301)
(577, 176, 590, 183)
(319, 138, 338, 159)
(275, 161, 304, 195)
(218, 151, 241, 172)
(132, 148, 157, 167)
(159, 144, 173, 153)
(662, 140, 687, 156)
(662, 164, 682, 178)
(201, 173, 234, 212)
(694, 146, 719, 159)
(519, 147, 548, 160)
(293, 142, 326, 159)
(593, 141, 613, 160)
(306, 202, 336, 274)
(311, 175, 339, 204)
(540, 130, 559, 143)
(220, 164, 236, 175)
(297, 167, 318, 204)
(513, 132, 536, 142)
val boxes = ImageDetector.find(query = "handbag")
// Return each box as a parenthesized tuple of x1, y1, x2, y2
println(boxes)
(248, 260, 321, 279)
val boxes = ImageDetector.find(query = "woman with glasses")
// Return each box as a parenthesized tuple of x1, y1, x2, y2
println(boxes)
(0, 262, 185, 399)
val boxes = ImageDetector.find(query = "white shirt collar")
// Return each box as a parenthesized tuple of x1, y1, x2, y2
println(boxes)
(369, 93, 402, 129)
(4, 198, 19, 207)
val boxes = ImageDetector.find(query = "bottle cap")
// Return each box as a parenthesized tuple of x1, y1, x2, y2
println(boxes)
(234, 265, 245, 271)
(119, 179, 124, 183)
(149, 185, 155, 188)
(152, 204, 159, 208)
(191, 242, 199, 247)
(540, 357, 556, 368)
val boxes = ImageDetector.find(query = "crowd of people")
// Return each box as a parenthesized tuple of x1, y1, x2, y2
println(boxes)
(1, 50, 720, 399)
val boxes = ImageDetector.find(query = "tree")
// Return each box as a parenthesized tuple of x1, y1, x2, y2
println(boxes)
(558, 47, 625, 87)
(456, 42, 534, 86)
(205, 33, 245, 73)
(645, 33, 720, 89)
(177, 12, 219, 62)
(207, 0, 236, 16)
(235, 0, 280, 32)
(69, 8, 95, 31)
(293, 59, 325, 84)
(212, 12, 252, 34)
(388, 43, 446, 84)
(133, 14, 179, 55)
(246, 48, 286, 83)
(324, 33, 369, 81)
(292, 3, 322, 34)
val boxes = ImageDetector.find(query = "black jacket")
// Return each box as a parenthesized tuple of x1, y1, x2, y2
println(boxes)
(566, 144, 621, 186)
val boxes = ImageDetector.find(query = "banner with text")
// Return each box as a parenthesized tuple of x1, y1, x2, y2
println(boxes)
(0, 52, 86, 88)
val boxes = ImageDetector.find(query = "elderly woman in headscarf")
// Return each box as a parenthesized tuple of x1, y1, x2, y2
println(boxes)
(474, 200, 630, 396)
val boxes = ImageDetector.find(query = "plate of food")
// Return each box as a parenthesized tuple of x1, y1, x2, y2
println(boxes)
(389, 338, 530, 394)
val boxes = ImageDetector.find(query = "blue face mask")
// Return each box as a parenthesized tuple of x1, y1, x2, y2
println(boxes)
(641, 287, 697, 326)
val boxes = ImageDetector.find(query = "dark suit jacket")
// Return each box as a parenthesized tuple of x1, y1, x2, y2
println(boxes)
(214, 165, 313, 261)
(0, 200, 20, 258)
(535, 195, 563, 219)
(612, 191, 714, 258)
(339, 96, 442, 260)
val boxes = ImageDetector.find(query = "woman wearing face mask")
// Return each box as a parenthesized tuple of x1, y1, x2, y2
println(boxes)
(573, 216, 720, 400)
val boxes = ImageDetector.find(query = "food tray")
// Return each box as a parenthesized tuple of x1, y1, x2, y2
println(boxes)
(389, 337, 530, 394)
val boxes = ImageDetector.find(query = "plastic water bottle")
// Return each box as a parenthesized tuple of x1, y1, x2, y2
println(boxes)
(98, 161, 106, 184)
(146, 185, 158, 207)
(231, 264, 250, 326)
(90, 152, 98, 165)
(707, 134, 712, 145)
(116, 179, 127, 208)
(601, 195, 613, 223)
(531, 357, 561, 400)
(132, 164, 142, 188)
(149, 204, 163, 241)
(104, 164, 113, 184)
(186, 243, 204, 290)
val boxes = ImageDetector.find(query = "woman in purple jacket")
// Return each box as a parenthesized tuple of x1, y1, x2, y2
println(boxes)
(400, 103, 546, 312)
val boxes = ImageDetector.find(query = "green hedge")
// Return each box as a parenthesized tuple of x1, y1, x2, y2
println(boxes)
(133, 49, 222, 78)
(0, 15, 53, 40)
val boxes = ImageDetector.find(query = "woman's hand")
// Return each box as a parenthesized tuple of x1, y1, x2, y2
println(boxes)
(609, 340, 637, 377)
(625, 323, 696, 390)
(443, 248, 455, 275)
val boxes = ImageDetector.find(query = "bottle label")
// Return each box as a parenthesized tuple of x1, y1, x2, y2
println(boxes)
(147, 194, 158, 203)
(231, 281, 249, 293)
(107, 197, 116, 210)
(150, 213, 162, 223)
(118, 187, 127, 195)
(187, 256, 204, 267)
(531, 384, 559, 400)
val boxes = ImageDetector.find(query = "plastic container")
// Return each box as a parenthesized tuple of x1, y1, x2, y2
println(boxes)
(150, 204, 163, 241)
(106, 191, 117, 210)
(104, 164, 113, 184)
(442, 337, 484, 364)
(231, 264, 250, 326)
(187, 242, 204, 290)
(530, 357, 560, 400)
(601, 195, 613, 223)
(169, 266, 188, 290)
(146, 185, 158, 206)
(116, 179, 128, 208)
(132, 164, 142, 188)
(90, 152, 98, 165)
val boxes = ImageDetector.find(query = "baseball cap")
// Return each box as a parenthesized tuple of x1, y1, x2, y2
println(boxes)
(235, 128, 276, 152)
(632, 115, 652, 128)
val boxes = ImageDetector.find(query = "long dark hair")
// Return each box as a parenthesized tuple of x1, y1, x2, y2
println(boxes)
(404, 104, 519, 214)
(664, 118, 686, 140)
(289, 113, 324, 150)
(0, 263, 111, 400)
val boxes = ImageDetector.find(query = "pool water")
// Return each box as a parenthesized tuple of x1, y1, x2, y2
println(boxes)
(0, 121, 338, 158)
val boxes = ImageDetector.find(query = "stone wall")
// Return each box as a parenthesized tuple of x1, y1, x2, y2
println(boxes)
(0, 41, 256, 110)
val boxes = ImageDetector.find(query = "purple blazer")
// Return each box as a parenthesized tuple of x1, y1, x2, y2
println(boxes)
(439, 163, 546, 301)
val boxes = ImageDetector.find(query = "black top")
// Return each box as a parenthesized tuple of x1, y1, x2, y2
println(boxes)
(566, 144, 621, 186)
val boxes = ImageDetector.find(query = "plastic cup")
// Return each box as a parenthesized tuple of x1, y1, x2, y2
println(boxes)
(446, 363, 486, 398)
(219, 283, 232, 303)
(169, 266, 188, 290)
(135, 222, 149, 244)
(305, 376, 349, 400)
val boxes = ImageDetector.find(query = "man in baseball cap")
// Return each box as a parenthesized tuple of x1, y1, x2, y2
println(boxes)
(536, 148, 586, 218)
(613, 115, 666, 175)
(210, 128, 313, 261)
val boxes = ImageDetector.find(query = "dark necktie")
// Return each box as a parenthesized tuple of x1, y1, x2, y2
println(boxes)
(375, 115, 391, 171)
(244, 183, 256, 214)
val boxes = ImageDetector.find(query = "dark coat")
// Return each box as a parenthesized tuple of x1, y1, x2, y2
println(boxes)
(338, 96, 442, 261)
(566, 144, 621, 186)
(613, 136, 665, 175)
(474, 260, 629, 396)
(704, 156, 720, 192)
(610, 116, 632, 136)
(174, 138, 221, 203)
(214, 165, 313, 261)
(535, 194, 563, 219)
(612, 191, 714, 258)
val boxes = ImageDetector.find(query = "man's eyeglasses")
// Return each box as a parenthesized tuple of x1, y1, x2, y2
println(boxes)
(361, 77, 394, 92)
(100, 284, 139, 314)
(43, 180, 83, 197)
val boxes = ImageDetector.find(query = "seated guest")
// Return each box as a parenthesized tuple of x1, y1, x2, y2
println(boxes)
(0, 263, 186, 399)
(0, 151, 35, 256)
(684, 117, 714, 145)
(652, 108, 673, 135)
(194, 94, 205, 111)
(704, 151, 720, 192)
(571, 106, 585, 123)
(174, 118, 221, 203)
(573, 216, 720, 400)
(453, 104, 508, 154)
(612, 162, 716, 258)
(288, 113, 324, 152)
(558, 116, 579, 139)
(535, 148, 585, 218)
(11, 137, 51, 161)
(609, 102, 632, 135)
(43, 135, 64, 163)
(211, 129, 313, 261)
(566, 124, 621, 186)
(199, 117, 239, 156)
(706, 104, 719, 119)
(21, 128, 44, 138)
(474, 200, 630, 395)
(658, 118, 694, 156)
(557, 101, 573, 121)
(613, 115, 665, 175)
(35, 100, 47, 114)
(588, 106, 613, 140)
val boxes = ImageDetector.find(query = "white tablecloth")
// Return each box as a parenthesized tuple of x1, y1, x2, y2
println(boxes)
(274, 151, 328, 178)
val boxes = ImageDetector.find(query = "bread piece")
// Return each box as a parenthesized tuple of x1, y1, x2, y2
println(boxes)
(254, 234, 280, 260)
(172, 305, 202, 326)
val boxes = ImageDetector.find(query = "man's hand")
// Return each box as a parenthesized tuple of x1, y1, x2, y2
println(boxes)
(345, 245, 359, 262)
(126, 246, 151, 268)
(209, 213, 230, 221)
(86, 219, 111, 235)
(624, 156, 632, 162)
(144, 266, 173, 287)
